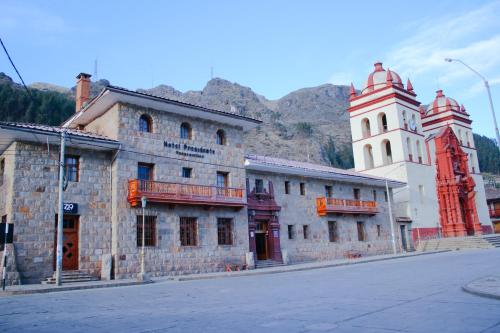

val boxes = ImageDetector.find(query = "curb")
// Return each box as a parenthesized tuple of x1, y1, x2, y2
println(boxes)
(1, 280, 153, 296)
(462, 277, 500, 301)
(174, 250, 451, 282)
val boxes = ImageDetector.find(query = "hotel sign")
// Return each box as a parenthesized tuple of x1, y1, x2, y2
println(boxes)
(164, 141, 216, 158)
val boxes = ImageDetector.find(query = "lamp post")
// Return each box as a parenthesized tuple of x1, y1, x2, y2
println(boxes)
(138, 196, 150, 282)
(444, 58, 500, 150)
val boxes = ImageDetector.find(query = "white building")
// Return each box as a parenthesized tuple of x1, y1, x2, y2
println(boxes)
(349, 62, 492, 241)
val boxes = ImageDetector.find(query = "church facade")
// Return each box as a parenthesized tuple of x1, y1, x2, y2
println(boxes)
(348, 62, 492, 242)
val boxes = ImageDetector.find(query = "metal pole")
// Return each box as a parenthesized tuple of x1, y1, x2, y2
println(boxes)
(385, 179, 397, 254)
(484, 80, 500, 149)
(141, 205, 145, 276)
(55, 131, 66, 286)
(2, 223, 8, 291)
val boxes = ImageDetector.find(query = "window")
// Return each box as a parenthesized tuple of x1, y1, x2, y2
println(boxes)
(139, 114, 152, 133)
(136, 215, 156, 247)
(138, 163, 154, 181)
(0, 158, 4, 186)
(378, 113, 388, 132)
(418, 185, 424, 204)
(411, 114, 417, 132)
(182, 167, 192, 178)
(180, 122, 192, 139)
(180, 217, 197, 246)
(255, 179, 264, 193)
(217, 218, 233, 245)
(216, 172, 228, 188)
(377, 224, 381, 237)
(0, 215, 7, 251)
(300, 182, 306, 196)
(216, 129, 226, 145)
(284, 181, 290, 194)
(64, 155, 79, 182)
(364, 144, 374, 169)
(402, 110, 408, 129)
(288, 225, 295, 240)
(361, 118, 371, 138)
(357, 221, 366, 241)
(382, 140, 393, 165)
(407, 137, 413, 161)
(384, 191, 388, 202)
(372, 190, 377, 201)
(416, 140, 423, 164)
(328, 221, 338, 242)
(353, 188, 360, 200)
(325, 185, 333, 198)
(303, 225, 309, 239)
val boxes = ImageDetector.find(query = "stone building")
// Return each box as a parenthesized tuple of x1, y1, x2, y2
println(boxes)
(0, 73, 404, 285)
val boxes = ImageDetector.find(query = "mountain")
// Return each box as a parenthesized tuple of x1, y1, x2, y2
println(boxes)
(1, 72, 499, 174)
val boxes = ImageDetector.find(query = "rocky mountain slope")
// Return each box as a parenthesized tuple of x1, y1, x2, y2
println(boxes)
(137, 78, 354, 167)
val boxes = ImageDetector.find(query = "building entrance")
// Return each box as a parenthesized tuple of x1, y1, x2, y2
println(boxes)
(54, 215, 79, 271)
(255, 221, 269, 260)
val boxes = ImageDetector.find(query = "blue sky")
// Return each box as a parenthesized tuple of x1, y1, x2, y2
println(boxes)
(1, 0, 499, 138)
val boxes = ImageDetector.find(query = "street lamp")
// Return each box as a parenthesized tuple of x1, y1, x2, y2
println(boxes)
(444, 58, 500, 150)
(138, 196, 150, 282)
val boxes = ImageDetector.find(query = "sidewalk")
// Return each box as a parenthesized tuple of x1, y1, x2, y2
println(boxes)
(462, 276, 500, 300)
(1, 250, 448, 296)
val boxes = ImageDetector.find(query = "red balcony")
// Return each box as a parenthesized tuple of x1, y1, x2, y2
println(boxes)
(316, 197, 378, 216)
(490, 208, 500, 218)
(128, 179, 245, 208)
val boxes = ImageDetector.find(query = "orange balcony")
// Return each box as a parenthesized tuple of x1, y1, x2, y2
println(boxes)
(316, 197, 378, 216)
(128, 179, 245, 208)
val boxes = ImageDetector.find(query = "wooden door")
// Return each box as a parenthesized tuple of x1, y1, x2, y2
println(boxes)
(55, 215, 79, 270)
(255, 221, 268, 260)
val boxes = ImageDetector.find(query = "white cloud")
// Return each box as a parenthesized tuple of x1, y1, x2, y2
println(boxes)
(386, 1, 500, 97)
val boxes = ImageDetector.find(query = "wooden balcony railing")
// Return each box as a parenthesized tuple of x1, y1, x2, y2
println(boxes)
(316, 197, 378, 216)
(128, 179, 245, 208)
(490, 208, 500, 218)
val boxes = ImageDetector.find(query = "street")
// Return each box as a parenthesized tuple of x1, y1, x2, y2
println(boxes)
(1, 249, 500, 333)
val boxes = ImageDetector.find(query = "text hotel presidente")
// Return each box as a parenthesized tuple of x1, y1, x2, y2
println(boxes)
(0, 65, 492, 284)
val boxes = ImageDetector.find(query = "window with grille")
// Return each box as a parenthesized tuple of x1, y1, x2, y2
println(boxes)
(64, 155, 79, 182)
(287, 225, 295, 240)
(284, 181, 290, 194)
(328, 221, 337, 242)
(217, 218, 233, 245)
(180, 217, 197, 246)
(138, 163, 154, 181)
(136, 215, 156, 247)
(303, 225, 309, 239)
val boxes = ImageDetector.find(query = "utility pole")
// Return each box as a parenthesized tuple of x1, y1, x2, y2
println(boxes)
(385, 178, 397, 254)
(55, 130, 66, 286)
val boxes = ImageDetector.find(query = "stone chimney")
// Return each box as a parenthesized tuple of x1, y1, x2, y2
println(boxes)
(75, 73, 91, 112)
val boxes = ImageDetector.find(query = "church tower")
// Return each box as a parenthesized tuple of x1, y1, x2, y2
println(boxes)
(348, 62, 440, 242)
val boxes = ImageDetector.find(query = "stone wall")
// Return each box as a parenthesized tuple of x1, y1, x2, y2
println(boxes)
(246, 171, 396, 262)
(2, 141, 113, 284)
(87, 102, 249, 279)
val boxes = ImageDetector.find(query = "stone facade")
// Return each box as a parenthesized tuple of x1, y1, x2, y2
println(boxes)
(246, 171, 398, 263)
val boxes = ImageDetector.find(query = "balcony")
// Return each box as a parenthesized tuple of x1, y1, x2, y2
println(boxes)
(316, 197, 378, 216)
(128, 179, 245, 208)
(490, 208, 500, 218)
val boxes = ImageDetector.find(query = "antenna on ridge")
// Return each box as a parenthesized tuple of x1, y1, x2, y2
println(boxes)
(93, 58, 98, 80)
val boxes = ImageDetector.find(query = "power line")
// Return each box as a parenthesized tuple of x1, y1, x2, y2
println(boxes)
(0, 37, 33, 99)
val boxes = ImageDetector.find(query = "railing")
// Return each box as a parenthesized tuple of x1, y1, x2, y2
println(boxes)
(316, 197, 378, 216)
(128, 179, 245, 207)
(490, 208, 500, 218)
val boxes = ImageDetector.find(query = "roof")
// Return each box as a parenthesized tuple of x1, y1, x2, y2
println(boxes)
(0, 122, 120, 154)
(244, 154, 406, 188)
(363, 62, 403, 95)
(63, 85, 262, 131)
(485, 185, 500, 201)
(425, 89, 465, 115)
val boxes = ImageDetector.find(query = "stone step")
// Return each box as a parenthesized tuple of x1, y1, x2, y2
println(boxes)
(41, 271, 99, 284)
(417, 236, 495, 251)
(255, 260, 285, 269)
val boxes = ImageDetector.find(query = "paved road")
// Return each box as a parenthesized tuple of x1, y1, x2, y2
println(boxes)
(1, 249, 500, 333)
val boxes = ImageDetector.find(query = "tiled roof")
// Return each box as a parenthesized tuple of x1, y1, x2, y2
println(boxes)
(245, 154, 405, 185)
(0, 121, 118, 142)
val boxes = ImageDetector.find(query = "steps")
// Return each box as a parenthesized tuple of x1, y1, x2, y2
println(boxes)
(483, 234, 500, 248)
(417, 236, 495, 252)
(255, 260, 285, 269)
(42, 270, 99, 284)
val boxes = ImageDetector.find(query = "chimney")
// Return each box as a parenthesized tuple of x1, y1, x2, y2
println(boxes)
(75, 73, 91, 112)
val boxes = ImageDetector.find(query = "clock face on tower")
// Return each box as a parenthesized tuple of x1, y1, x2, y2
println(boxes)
(409, 118, 417, 131)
